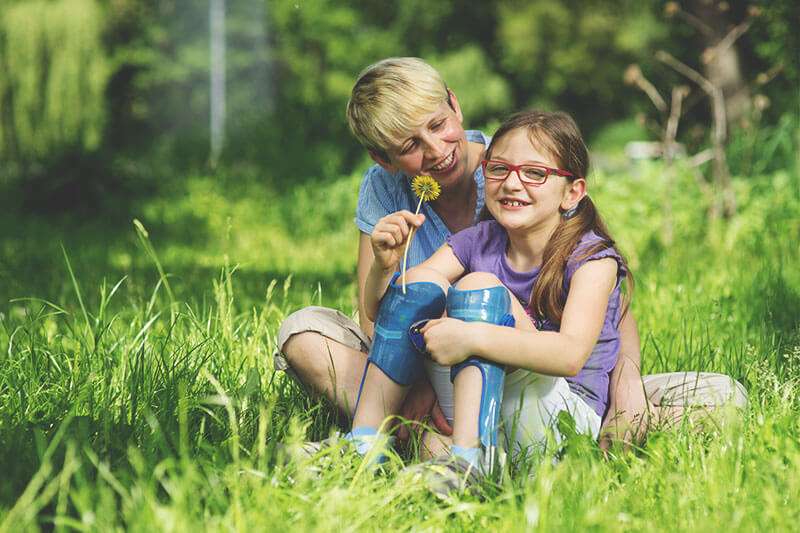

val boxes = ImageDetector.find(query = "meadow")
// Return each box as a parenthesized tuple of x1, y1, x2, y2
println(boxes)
(1, 140, 799, 531)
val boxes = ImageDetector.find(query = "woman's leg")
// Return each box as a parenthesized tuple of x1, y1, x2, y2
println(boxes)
(278, 306, 371, 417)
(641, 372, 747, 430)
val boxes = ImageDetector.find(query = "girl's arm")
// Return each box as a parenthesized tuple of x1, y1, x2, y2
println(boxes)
(363, 210, 425, 321)
(414, 243, 467, 285)
(424, 258, 618, 376)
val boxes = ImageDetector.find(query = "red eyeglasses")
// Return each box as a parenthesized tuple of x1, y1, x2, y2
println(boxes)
(481, 160, 577, 186)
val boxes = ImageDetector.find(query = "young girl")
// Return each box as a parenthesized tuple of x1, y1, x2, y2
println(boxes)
(351, 110, 632, 485)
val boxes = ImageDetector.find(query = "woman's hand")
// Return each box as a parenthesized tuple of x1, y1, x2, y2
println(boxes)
(370, 210, 425, 271)
(421, 318, 477, 366)
(598, 372, 650, 453)
(396, 378, 453, 444)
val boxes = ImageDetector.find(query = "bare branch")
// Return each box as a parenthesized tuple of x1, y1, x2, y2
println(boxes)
(701, 12, 758, 65)
(654, 50, 727, 142)
(752, 63, 784, 90)
(655, 50, 734, 217)
(655, 51, 711, 95)
(664, 2, 714, 37)
(624, 64, 667, 113)
(664, 86, 686, 160)
(687, 149, 714, 167)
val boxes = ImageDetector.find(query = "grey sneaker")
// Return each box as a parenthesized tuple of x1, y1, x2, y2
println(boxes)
(406, 455, 485, 501)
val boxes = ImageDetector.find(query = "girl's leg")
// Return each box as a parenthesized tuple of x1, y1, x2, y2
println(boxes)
(452, 367, 482, 449)
(350, 366, 408, 432)
(446, 272, 535, 468)
(501, 372, 600, 457)
(350, 267, 451, 438)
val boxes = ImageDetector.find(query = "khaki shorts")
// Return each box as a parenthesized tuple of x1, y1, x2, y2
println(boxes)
(641, 372, 748, 409)
(274, 306, 371, 380)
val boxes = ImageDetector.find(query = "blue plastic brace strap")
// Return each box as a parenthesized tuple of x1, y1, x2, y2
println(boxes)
(447, 285, 515, 450)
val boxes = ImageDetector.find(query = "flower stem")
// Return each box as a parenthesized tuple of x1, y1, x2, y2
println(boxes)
(401, 196, 424, 294)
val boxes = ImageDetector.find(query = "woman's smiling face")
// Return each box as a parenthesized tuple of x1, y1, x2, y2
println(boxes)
(372, 91, 471, 191)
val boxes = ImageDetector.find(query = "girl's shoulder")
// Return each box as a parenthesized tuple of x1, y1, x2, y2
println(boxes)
(566, 231, 626, 281)
(447, 220, 507, 267)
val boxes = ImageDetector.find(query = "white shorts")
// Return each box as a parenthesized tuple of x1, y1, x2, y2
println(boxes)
(425, 361, 601, 456)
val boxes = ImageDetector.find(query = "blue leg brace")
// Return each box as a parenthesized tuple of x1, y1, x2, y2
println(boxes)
(447, 285, 515, 472)
(367, 273, 446, 386)
(352, 272, 445, 426)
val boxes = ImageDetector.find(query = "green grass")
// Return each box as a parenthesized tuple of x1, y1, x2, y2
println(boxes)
(1, 155, 799, 531)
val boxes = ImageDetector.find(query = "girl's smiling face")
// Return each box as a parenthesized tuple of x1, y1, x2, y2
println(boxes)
(485, 128, 585, 236)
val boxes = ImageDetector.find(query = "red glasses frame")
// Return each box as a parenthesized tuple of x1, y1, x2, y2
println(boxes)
(481, 159, 577, 186)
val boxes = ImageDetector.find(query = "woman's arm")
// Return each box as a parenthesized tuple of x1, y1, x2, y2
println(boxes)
(600, 312, 649, 449)
(357, 232, 376, 336)
(363, 258, 399, 321)
(608, 313, 644, 402)
(423, 258, 618, 376)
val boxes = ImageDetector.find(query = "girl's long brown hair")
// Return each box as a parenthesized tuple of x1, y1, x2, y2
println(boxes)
(481, 110, 633, 326)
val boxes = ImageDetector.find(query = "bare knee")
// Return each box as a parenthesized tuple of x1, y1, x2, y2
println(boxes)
(280, 332, 340, 394)
(405, 266, 451, 292)
(281, 331, 321, 368)
(454, 272, 503, 291)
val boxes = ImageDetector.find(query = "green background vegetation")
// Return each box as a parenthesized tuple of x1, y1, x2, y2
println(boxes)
(0, 0, 799, 530)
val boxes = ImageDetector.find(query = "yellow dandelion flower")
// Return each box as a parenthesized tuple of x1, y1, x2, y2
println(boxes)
(401, 175, 441, 293)
(411, 174, 441, 202)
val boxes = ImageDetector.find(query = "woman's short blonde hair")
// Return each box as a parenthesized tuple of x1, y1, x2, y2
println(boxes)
(346, 57, 450, 159)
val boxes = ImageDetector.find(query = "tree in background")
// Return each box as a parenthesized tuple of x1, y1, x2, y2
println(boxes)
(0, 0, 108, 161)
(0, 0, 795, 198)
(493, 0, 666, 134)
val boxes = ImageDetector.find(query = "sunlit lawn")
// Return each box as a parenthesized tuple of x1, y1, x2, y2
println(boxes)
(1, 159, 798, 530)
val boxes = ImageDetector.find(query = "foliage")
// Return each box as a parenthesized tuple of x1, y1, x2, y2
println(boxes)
(727, 111, 800, 177)
(745, 0, 800, 119)
(0, 0, 108, 160)
(2, 0, 798, 204)
(494, 0, 666, 133)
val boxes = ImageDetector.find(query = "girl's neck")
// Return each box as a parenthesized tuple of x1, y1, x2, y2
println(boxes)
(504, 222, 559, 272)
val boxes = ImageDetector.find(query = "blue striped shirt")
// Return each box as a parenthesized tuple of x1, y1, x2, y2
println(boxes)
(354, 130, 491, 268)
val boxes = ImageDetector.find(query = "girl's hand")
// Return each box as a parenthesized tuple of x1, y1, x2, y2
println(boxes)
(370, 210, 425, 271)
(421, 318, 476, 366)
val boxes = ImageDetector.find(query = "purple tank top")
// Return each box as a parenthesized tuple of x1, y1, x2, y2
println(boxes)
(447, 220, 626, 417)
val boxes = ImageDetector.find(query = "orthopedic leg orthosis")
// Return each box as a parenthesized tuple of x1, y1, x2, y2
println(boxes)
(349, 273, 446, 458)
(366, 273, 446, 386)
(447, 285, 515, 472)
